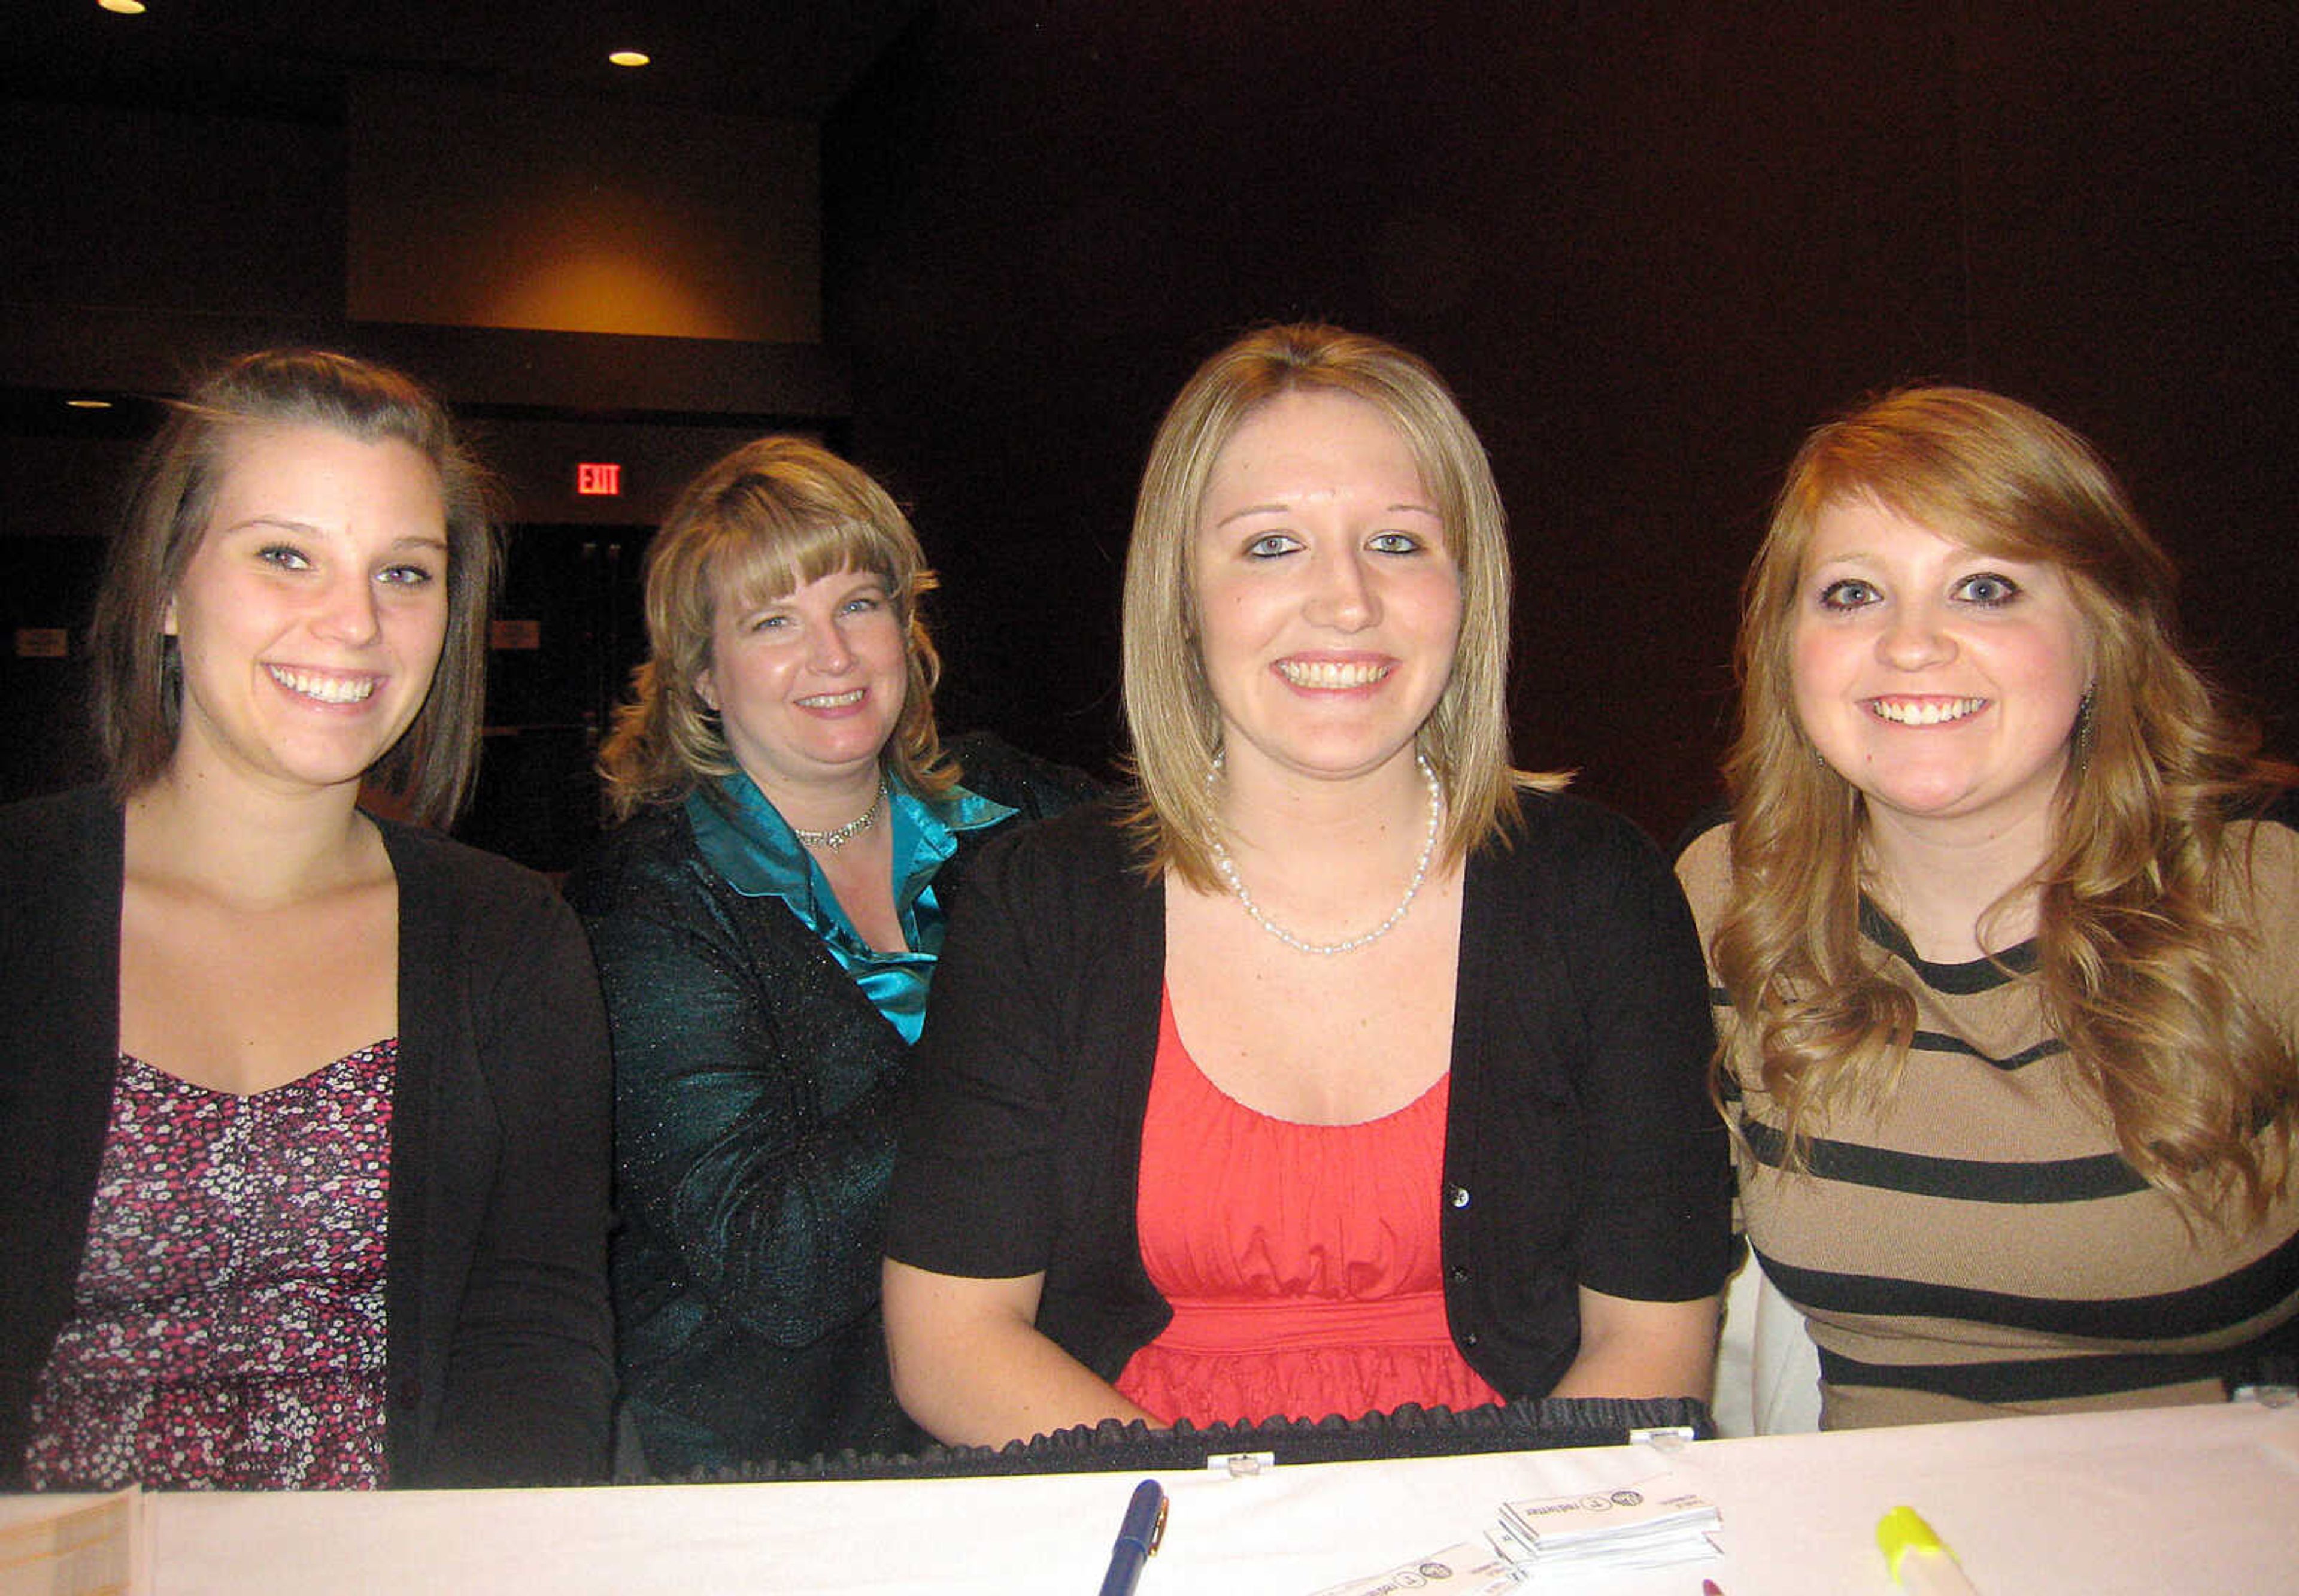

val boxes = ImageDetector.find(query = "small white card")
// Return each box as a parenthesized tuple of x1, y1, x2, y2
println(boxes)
(1304, 1538, 1526, 1595)
(1498, 1482, 1721, 1572)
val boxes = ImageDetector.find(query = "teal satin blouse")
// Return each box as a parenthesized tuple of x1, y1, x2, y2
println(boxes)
(683, 771, 1017, 1043)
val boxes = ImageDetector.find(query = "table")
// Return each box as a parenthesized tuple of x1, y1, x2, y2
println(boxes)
(5, 1398, 2294, 1594)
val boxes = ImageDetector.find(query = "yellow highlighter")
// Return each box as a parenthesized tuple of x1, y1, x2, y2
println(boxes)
(1877, 1506, 1982, 1595)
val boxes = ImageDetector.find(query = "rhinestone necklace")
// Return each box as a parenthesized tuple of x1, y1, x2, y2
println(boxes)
(790, 778, 887, 852)
(1206, 753, 1442, 956)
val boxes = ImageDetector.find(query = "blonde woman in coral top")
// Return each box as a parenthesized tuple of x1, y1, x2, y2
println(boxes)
(884, 325, 1731, 1447)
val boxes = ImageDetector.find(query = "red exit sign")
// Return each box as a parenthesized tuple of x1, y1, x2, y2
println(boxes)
(577, 462, 623, 496)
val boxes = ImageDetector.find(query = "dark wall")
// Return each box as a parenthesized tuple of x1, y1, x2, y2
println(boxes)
(1, 537, 105, 806)
(824, 2, 2298, 842)
(8, 4, 2291, 845)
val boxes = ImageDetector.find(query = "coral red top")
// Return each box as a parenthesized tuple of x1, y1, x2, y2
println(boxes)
(1114, 990, 1503, 1428)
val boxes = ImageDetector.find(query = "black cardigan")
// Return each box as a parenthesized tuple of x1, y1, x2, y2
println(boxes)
(0, 786, 615, 1488)
(887, 792, 1735, 1402)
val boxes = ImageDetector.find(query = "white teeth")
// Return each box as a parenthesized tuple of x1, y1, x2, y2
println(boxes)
(1871, 697, 1985, 726)
(1277, 659, 1391, 690)
(799, 689, 865, 707)
(268, 666, 377, 705)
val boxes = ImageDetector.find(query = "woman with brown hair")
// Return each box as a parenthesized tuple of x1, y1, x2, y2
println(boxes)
(0, 349, 613, 1489)
(1678, 386, 2299, 1427)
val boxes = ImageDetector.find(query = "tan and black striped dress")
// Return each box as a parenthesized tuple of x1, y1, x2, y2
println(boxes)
(1677, 817, 2299, 1429)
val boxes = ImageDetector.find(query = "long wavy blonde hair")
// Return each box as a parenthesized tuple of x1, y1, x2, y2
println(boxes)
(1714, 386, 2297, 1221)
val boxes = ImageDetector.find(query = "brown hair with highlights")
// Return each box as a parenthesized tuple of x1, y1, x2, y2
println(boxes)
(90, 348, 499, 824)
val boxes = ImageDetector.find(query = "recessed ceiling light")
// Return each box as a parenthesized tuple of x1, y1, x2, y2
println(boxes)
(99, 0, 147, 14)
(608, 50, 650, 68)
(67, 399, 115, 410)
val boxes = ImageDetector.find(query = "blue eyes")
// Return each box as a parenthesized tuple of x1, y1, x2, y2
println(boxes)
(1815, 573, 2021, 611)
(1242, 532, 1427, 559)
(745, 593, 888, 632)
(259, 544, 437, 587)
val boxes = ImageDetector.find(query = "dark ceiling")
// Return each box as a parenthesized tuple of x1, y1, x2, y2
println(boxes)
(9, 0, 929, 122)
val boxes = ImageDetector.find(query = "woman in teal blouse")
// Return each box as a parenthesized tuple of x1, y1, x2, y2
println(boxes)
(565, 438, 1094, 1475)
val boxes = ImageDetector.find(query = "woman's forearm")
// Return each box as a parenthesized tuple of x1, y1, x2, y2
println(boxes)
(881, 1260, 1160, 1447)
(1545, 1288, 1719, 1402)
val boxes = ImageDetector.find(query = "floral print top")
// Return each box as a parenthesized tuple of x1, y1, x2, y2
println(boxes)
(23, 1042, 393, 1490)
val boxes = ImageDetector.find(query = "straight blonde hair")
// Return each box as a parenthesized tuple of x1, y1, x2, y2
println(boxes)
(1121, 324, 1562, 889)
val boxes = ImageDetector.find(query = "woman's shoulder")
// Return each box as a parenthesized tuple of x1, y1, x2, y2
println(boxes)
(942, 730, 1105, 821)
(2233, 794, 2299, 850)
(1668, 803, 1734, 916)
(0, 786, 117, 906)
(978, 793, 1135, 864)
(0, 787, 117, 960)
(1488, 785, 1676, 882)
(960, 794, 1142, 906)
(2222, 817, 2299, 1028)
(560, 800, 701, 918)
(375, 816, 571, 928)
(1669, 799, 1734, 863)
(1473, 789, 1715, 965)
(0, 784, 113, 851)
(2226, 810, 2299, 920)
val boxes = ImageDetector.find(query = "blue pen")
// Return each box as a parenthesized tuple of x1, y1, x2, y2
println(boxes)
(1097, 1479, 1168, 1596)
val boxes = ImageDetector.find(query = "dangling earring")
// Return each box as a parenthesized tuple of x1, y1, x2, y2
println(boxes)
(2072, 684, 2097, 779)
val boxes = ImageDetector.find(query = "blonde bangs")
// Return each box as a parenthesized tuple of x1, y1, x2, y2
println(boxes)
(597, 434, 953, 819)
(708, 509, 918, 628)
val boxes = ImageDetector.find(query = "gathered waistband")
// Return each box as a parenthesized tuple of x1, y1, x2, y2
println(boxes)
(1152, 1289, 1456, 1355)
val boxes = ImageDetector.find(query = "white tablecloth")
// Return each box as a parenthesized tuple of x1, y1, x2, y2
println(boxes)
(7, 1398, 2295, 1594)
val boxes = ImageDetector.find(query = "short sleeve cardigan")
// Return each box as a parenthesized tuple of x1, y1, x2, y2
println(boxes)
(886, 793, 1734, 1400)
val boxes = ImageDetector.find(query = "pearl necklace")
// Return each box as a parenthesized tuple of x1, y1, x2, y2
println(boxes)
(1206, 754, 1442, 956)
(790, 779, 887, 852)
